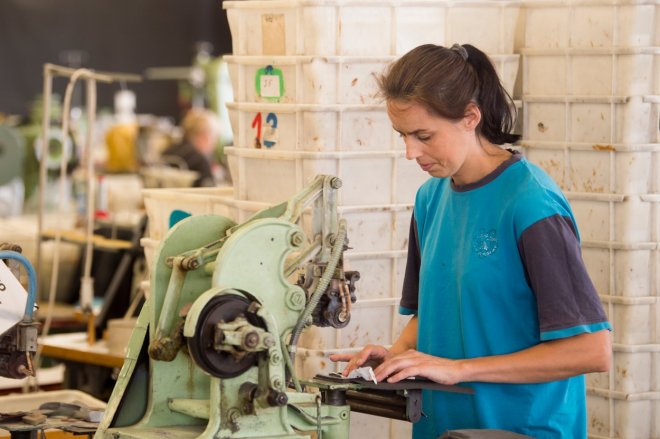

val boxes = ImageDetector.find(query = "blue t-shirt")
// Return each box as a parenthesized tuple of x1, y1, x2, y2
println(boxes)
(401, 152, 611, 438)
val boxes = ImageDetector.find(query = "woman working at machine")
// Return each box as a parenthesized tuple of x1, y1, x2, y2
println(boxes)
(331, 44, 612, 438)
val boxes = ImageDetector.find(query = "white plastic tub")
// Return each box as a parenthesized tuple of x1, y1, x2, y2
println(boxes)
(524, 0, 660, 49)
(143, 186, 236, 240)
(598, 295, 660, 345)
(226, 54, 519, 105)
(566, 192, 660, 243)
(522, 47, 660, 97)
(297, 297, 410, 353)
(587, 392, 660, 439)
(522, 141, 660, 194)
(581, 241, 658, 297)
(224, 0, 521, 57)
(523, 95, 660, 144)
(225, 146, 428, 206)
(227, 102, 396, 151)
(587, 345, 658, 394)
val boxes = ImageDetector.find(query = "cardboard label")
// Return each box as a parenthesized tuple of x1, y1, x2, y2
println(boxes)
(0, 260, 27, 335)
(262, 14, 286, 55)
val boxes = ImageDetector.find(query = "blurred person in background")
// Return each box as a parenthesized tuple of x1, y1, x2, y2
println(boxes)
(162, 108, 222, 187)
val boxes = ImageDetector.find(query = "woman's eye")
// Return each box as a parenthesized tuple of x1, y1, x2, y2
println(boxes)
(418, 136, 431, 142)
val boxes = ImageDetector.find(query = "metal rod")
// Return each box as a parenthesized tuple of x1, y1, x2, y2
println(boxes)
(345, 389, 406, 407)
(44, 63, 141, 83)
(346, 399, 409, 422)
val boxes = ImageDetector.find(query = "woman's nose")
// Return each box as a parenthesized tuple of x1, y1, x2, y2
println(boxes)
(405, 139, 422, 160)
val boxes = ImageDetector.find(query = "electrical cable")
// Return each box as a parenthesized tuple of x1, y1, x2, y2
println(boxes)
(0, 250, 37, 321)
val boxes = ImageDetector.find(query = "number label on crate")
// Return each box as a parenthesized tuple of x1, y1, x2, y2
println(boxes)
(263, 113, 278, 148)
(255, 65, 284, 100)
(251, 112, 279, 149)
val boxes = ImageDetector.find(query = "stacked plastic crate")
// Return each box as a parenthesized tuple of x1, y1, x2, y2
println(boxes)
(221, 1, 522, 434)
(520, 1, 660, 437)
(220, 1, 521, 436)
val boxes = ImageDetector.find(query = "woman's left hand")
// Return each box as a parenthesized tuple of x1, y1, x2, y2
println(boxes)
(373, 349, 465, 385)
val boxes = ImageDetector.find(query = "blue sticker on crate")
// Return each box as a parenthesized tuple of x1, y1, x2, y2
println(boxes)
(169, 209, 192, 228)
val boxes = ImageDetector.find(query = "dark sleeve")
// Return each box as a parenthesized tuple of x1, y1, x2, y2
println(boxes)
(400, 212, 420, 315)
(518, 214, 611, 341)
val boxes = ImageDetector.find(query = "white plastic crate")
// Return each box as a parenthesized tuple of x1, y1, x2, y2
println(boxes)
(225, 146, 429, 206)
(522, 47, 660, 97)
(344, 251, 409, 301)
(227, 102, 397, 151)
(566, 192, 660, 243)
(599, 295, 660, 345)
(225, 0, 521, 57)
(587, 392, 660, 439)
(521, 141, 660, 194)
(297, 297, 410, 353)
(226, 54, 519, 105)
(523, 95, 660, 144)
(143, 186, 236, 240)
(524, 0, 660, 49)
(586, 345, 659, 394)
(582, 240, 659, 297)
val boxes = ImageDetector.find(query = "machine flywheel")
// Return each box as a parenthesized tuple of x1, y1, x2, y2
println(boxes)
(187, 293, 267, 378)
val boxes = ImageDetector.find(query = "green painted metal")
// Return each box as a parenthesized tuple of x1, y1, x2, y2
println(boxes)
(96, 175, 352, 439)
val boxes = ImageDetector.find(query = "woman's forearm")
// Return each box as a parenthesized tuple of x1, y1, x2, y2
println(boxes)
(458, 330, 612, 383)
(389, 315, 418, 355)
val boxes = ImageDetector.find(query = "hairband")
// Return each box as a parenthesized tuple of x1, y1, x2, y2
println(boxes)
(450, 44, 468, 61)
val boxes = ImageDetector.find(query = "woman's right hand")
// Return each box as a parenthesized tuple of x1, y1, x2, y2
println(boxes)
(328, 344, 393, 377)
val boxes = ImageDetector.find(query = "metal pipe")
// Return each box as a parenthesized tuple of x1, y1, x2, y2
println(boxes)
(345, 390, 406, 407)
(345, 399, 408, 422)
(36, 67, 52, 283)
(44, 63, 141, 83)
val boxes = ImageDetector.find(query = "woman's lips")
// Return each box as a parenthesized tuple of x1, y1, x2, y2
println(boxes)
(419, 163, 433, 172)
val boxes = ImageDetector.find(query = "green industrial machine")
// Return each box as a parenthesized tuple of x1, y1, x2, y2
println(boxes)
(96, 175, 359, 439)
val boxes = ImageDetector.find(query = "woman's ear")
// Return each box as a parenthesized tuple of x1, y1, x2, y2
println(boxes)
(462, 102, 481, 131)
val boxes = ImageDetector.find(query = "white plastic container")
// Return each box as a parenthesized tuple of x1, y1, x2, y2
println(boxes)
(224, 0, 521, 57)
(587, 392, 660, 439)
(524, 0, 660, 49)
(225, 146, 428, 206)
(227, 102, 396, 152)
(523, 95, 660, 144)
(598, 295, 660, 345)
(581, 240, 658, 297)
(586, 346, 658, 394)
(226, 54, 520, 105)
(566, 192, 660, 243)
(143, 186, 236, 240)
(521, 141, 660, 194)
(522, 47, 660, 97)
(344, 250, 409, 301)
(297, 296, 410, 355)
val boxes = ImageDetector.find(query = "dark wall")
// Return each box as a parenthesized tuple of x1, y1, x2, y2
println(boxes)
(0, 0, 232, 120)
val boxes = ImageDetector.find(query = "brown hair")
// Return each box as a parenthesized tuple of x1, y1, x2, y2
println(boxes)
(377, 44, 519, 145)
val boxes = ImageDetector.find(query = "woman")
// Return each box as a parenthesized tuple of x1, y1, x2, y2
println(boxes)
(330, 44, 612, 438)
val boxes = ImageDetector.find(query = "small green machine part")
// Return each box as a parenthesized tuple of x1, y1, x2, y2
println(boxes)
(95, 175, 358, 439)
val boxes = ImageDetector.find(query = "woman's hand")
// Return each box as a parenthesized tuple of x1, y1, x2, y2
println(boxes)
(374, 349, 465, 385)
(329, 344, 393, 377)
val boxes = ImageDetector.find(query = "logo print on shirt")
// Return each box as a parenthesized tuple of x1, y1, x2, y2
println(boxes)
(473, 229, 497, 257)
